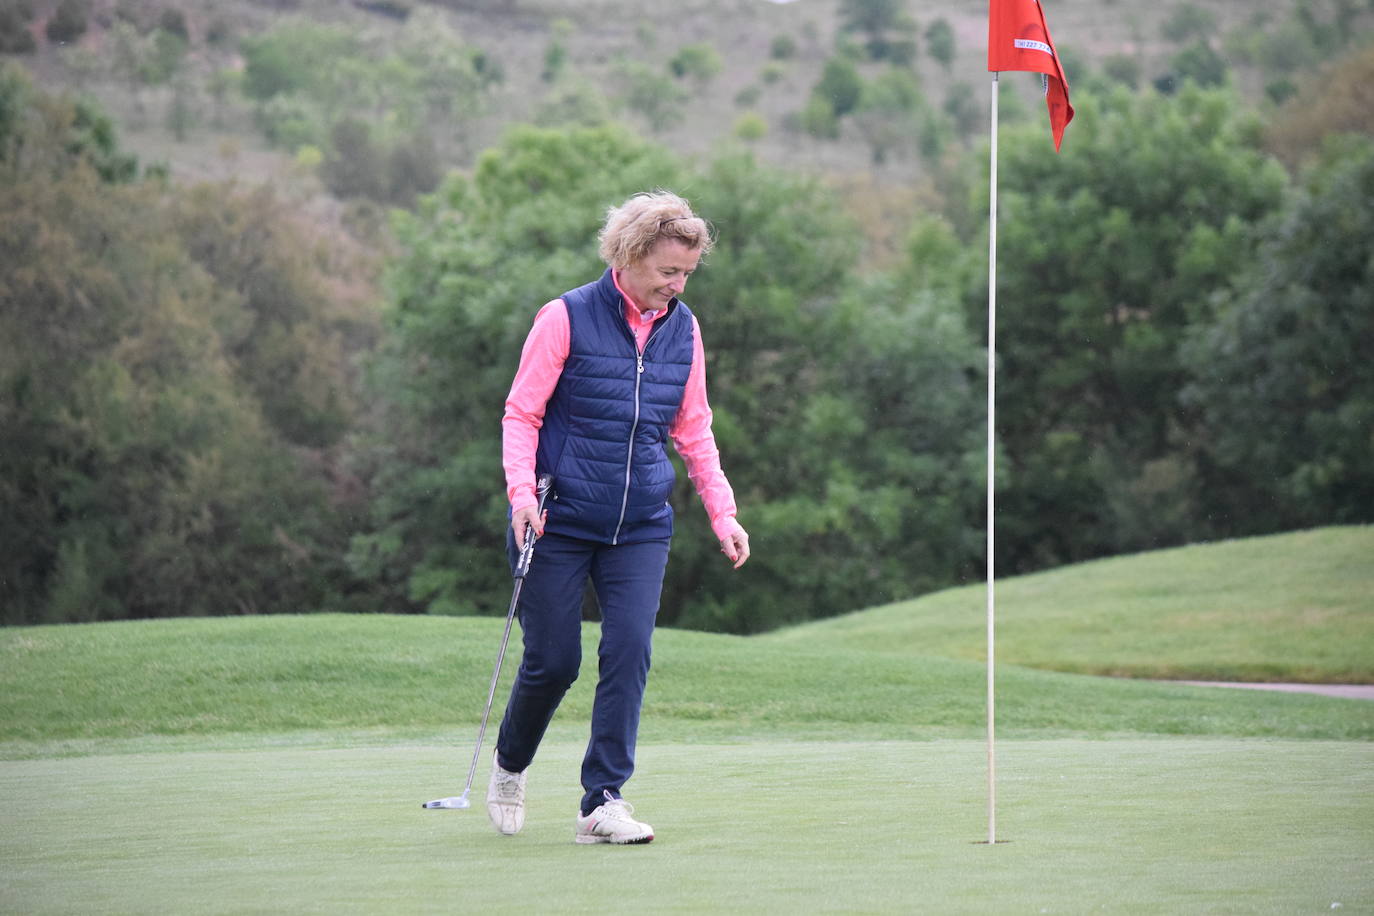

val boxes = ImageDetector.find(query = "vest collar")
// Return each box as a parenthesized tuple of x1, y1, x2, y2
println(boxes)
(604, 267, 681, 323)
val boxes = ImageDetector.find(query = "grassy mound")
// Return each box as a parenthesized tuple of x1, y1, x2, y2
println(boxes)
(765, 526, 1374, 683)
(4, 528, 1373, 754)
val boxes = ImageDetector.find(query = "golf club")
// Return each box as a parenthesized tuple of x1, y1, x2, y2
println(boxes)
(423, 473, 553, 810)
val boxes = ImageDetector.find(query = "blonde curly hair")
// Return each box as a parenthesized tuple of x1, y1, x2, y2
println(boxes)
(598, 190, 713, 270)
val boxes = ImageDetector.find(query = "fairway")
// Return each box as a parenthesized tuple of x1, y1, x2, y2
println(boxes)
(4, 738, 1371, 913)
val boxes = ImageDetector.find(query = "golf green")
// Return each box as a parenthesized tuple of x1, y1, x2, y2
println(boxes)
(4, 738, 1370, 913)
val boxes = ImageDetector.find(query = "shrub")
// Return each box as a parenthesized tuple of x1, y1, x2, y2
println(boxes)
(0, 17, 36, 54)
(668, 43, 723, 84)
(542, 40, 565, 83)
(45, 0, 90, 44)
(0, 2, 36, 54)
(733, 112, 767, 142)
(925, 18, 955, 71)
(320, 117, 386, 201)
(619, 60, 688, 133)
(814, 56, 863, 117)
(1168, 39, 1228, 89)
(1160, 3, 1216, 43)
(385, 132, 441, 206)
(769, 33, 796, 60)
(798, 94, 839, 139)
(239, 24, 357, 101)
(735, 84, 761, 107)
(942, 81, 979, 138)
(254, 93, 324, 149)
(1265, 78, 1297, 106)
(157, 7, 188, 40)
(141, 28, 187, 84)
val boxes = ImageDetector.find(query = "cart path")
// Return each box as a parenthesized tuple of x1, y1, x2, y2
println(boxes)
(1169, 681, 1374, 700)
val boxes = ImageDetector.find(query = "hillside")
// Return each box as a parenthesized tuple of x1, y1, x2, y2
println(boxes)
(9, 0, 1371, 248)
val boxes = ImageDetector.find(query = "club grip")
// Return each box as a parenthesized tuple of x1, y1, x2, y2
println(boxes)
(513, 474, 553, 580)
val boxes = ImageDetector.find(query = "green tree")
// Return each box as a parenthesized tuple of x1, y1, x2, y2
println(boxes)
(1182, 137, 1374, 532)
(0, 65, 137, 182)
(168, 182, 375, 449)
(770, 33, 797, 60)
(924, 18, 955, 71)
(853, 68, 926, 164)
(45, 0, 88, 44)
(542, 40, 566, 83)
(141, 28, 188, 86)
(733, 112, 767, 142)
(0, 165, 334, 624)
(838, 0, 916, 63)
(668, 43, 723, 85)
(1160, 3, 1216, 43)
(943, 81, 980, 140)
(0, 2, 36, 54)
(797, 94, 839, 139)
(1164, 40, 1228, 90)
(976, 86, 1287, 570)
(812, 56, 864, 120)
(385, 132, 442, 207)
(321, 117, 388, 202)
(0, 74, 368, 624)
(240, 23, 358, 102)
(239, 13, 494, 157)
(158, 7, 189, 41)
(390, 10, 500, 134)
(253, 93, 324, 150)
(618, 60, 689, 133)
(532, 80, 614, 129)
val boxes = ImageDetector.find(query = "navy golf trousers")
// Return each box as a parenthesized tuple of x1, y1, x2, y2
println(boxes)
(495, 530, 671, 816)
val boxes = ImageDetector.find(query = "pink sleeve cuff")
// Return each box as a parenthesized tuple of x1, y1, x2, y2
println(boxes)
(711, 515, 745, 542)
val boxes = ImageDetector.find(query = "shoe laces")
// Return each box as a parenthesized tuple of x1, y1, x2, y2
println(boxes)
(597, 791, 635, 821)
(494, 769, 524, 801)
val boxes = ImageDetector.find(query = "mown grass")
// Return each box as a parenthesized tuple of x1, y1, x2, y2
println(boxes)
(766, 526, 1374, 683)
(5, 738, 1372, 914)
(3, 529, 1372, 913)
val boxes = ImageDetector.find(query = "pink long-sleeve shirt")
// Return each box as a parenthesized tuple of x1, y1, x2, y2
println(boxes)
(503, 273, 743, 542)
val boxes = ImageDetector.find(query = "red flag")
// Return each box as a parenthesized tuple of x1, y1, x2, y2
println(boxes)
(988, 0, 1074, 151)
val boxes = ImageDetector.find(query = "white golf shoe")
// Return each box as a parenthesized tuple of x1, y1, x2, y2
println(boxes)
(486, 750, 526, 835)
(574, 791, 654, 845)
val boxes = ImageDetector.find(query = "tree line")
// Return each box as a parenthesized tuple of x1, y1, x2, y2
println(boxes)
(2, 57, 1371, 631)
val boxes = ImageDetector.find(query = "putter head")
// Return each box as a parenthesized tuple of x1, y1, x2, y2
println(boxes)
(422, 795, 472, 810)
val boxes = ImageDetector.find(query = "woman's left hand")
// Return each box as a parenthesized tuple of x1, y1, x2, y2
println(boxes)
(720, 528, 750, 569)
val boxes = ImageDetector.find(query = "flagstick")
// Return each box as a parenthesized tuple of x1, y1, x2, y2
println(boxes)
(986, 70, 999, 847)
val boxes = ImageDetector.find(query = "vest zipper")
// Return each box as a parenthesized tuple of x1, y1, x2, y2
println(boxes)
(612, 352, 645, 544)
(611, 310, 666, 544)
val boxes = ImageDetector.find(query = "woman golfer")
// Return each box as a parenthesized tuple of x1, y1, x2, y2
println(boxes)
(489, 190, 750, 844)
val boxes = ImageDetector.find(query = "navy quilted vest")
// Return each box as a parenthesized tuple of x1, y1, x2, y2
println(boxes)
(536, 268, 695, 544)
